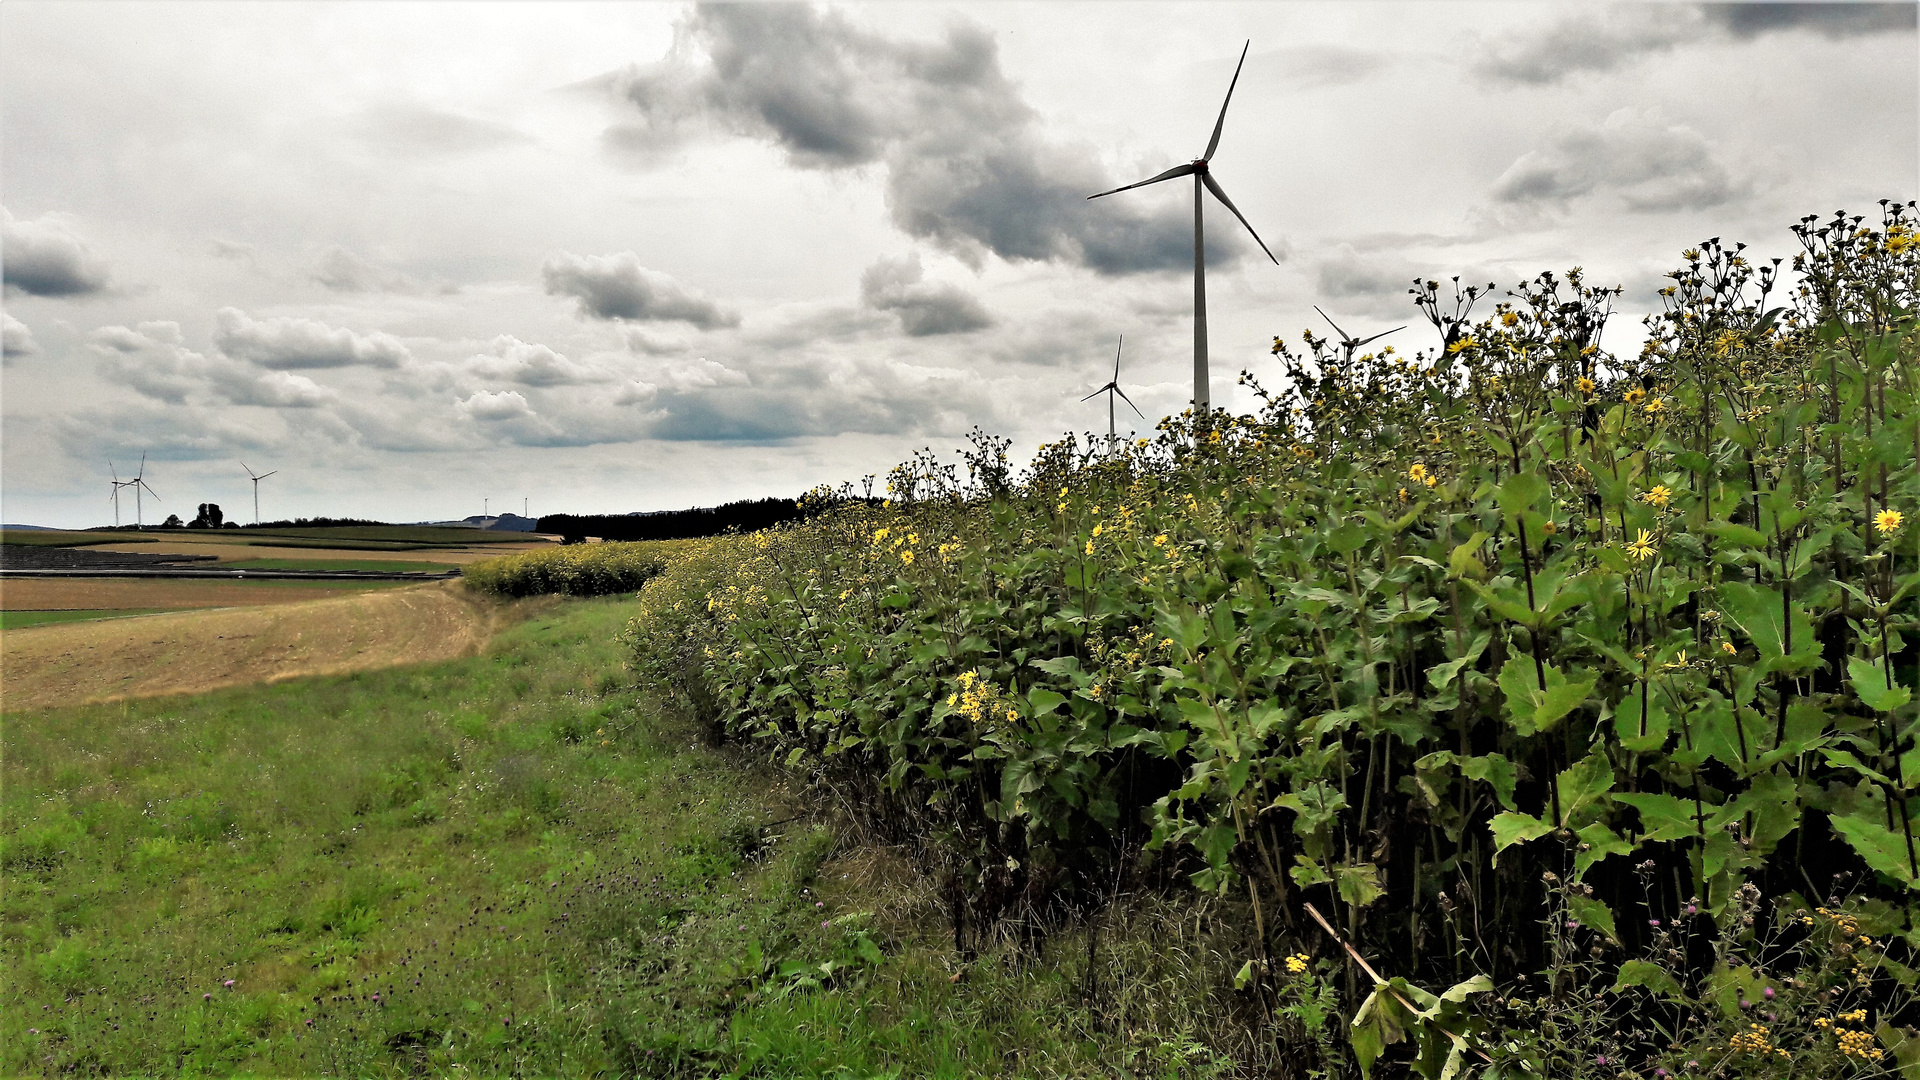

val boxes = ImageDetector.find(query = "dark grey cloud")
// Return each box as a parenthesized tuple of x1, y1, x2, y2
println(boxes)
(1477, 2, 1914, 85)
(1491, 109, 1742, 212)
(1705, 2, 1917, 39)
(859, 254, 992, 336)
(607, 3, 1215, 275)
(541, 251, 740, 328)
(312, 247, 454, 295)
(212, 307, 411, 369)
(355, 103, 531, 157)
(2, 207, 112, 297)
(2, 312, 38, 361)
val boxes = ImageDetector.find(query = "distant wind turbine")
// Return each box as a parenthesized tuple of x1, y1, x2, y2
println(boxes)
(1088, 40, 1279, 415)
(1082, 335, 1144, 447)
(241, 461, 277, 525)
(1314, 306, 1406, 365)
(130, 454, 158, 528)
(108, 461, 133, 527)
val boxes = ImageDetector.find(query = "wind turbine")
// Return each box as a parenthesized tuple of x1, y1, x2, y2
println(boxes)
(240, 462, 277, 525)
(107, 461, 133, 527)
(1314, 306, 1406, 365)
(1088, 40, 1279, 415)
(129, 454, 158, 528)
(1081, 335, 1144, 447)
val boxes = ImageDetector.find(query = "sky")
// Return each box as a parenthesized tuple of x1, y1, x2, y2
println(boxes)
(2, 1, 1915, 528)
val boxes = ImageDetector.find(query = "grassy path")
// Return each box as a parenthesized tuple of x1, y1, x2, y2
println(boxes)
(1, 598, 1155, 1078)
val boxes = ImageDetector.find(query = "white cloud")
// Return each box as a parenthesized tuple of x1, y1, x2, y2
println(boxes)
(541, 251, 739, 328)
(2, 311, 39, 360)
(213, 307, 411, 369)
(457, 388, 534, 421)
(1491, 108, 1744, 213)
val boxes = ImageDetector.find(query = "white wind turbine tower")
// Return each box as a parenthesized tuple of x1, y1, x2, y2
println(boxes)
(241, 462, 277, 525)
(129, 454, 158, 528)
(1315, 306, 1406, 366)
(1081, 335, 1144, 449)
(1088, 40, 1280, 415)
(107, 461, 133, 527)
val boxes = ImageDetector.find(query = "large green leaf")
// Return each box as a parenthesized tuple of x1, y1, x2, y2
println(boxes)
(1488, 811, 1552, 867)
(1555, 751, 1615, 829)
(1498, 657, 1596, 736)
(1831, 812, 1920, 891)
(1851, 657, 1914, 713)
(1716, 581, 1820, 674)
(1613, 959, 1684, 998)
(1567, 894, 1619, 943)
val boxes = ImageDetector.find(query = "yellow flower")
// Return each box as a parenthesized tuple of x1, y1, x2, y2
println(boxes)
(1407, 462, 1428, 481)
(1640, 485, 1672, 508)
(1397, 487, 1410, 502)
(1424, 474, 1438, 488)
(1627, 529, 1658, 561)
(1576, 376, 1595, 395)
(1153, 534, 1169, 547)
(1541, 520, 1557, 536)
(1500, 310, 1518, 327)
(900, 549, 915, 566)
(1624, 387, 1647, 406)
(1091, 524, 1103, 537)
(1875, 508, 1904, 534)
(1085, 540, 1095, 556)
(1722, 641, 1737, 655)
(1447, 336, 1475, 354)
(1644, 397, 1666, 415)
(1284, 953, 1310, 975)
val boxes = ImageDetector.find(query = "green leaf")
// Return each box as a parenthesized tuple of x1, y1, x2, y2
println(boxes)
(1613, 692, 1671, 753)
(1335, 862, 1387, 909)
(1498, 657, 1596, 735)
(1459, 753, 1519, 811)
(1488, 811, 1552, 867)
(1567, 894, 1619, 943)
(1497, 470, 1548, 523)
(1555, 752, 1615, 829)
(1026, 687, 1066, 716)
(1701, 519, 1767, 550)
(1716, 581, 1819, 674)
(1612, 959, 1684, 998)
(1448, 532, 1491, 580)
(1616, 791, 1708, 844)
(1831, 813, 1920, 890)
(1573, 822, 1631, 881)
(1851, 657, 1914, 713)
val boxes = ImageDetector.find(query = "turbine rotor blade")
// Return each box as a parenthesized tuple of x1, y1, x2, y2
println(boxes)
(1201, 173, 1279, 264)
(1114, 386, 1147, 418)
(1113, 334, 1123, 382)
(1081, 383, 1119, 402)
(1313, 306, 1353, 344)
(259, 471, 277, 480)
(1087, 161, 1199, 200)
(1354, 326, 1407, 348)
(1203, 40, 1251, 162)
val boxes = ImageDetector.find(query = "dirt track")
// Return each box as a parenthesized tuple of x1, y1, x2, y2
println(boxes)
(0, 581, 501, 711)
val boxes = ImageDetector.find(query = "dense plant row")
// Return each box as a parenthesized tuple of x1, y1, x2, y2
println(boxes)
(627, 205, 1919, 1077)
(463, 540, 673, 598)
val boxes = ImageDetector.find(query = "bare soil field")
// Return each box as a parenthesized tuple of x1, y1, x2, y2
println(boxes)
(88, 539, 552, 564)
(0, 581, 505, 711)
(0, 576, 381, 611)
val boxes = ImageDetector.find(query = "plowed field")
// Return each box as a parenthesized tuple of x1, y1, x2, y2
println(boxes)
(0, 577, 378, 611)
(0, 581, 501, 711)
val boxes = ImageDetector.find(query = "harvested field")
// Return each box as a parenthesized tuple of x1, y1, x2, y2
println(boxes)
(0, 581, 503, 711)
(88, 540, 551, 564)
(0, 576, 384, 611)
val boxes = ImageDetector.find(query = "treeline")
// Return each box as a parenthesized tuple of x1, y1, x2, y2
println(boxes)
(539, 497, 842, 543)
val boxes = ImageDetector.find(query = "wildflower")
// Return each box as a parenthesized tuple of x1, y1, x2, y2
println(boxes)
(1424, 474, 1438, 488)
(1641, 485, 1672, 508)
(1091, 524, 1103, 537)
(1085, 541, 1095, 556)
(1407, 462, 1428, 481)
(1447, 336, 1475, 354)
(1153, 534, 1169, 547)
(1500, 310, 1519, 327)
(1875, 508, 1904, 534)
(1722, 641, 1737, 655)
(1645, 397, 1667, 415)
(1624, 387, 1647, 406)
(1541, 520, 1557, 536)
(1664, 651, 1690, 670)
(1576, 376, 1595, 395)
(1627, 529, 1658, 561)
(1284, 953, 1310, 975)
(900, 549, 915, 566)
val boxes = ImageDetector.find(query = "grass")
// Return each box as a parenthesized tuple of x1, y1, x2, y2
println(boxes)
(0, 532, 151, 548)
(223, 558, 459, 574)
(0, 608, 179, 629)
(0, 597, 1183, 1078)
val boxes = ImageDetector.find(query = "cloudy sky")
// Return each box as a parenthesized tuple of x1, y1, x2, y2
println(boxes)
(3, 1, 1914, 527)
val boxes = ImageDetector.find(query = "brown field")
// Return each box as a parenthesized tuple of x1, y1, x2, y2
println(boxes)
(0, 581, 506, 711)
(0, 576, 382, 611)
(87, 539, 553, 564)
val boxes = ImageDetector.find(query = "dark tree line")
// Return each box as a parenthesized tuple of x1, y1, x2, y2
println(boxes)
(539, 498, 832, 543)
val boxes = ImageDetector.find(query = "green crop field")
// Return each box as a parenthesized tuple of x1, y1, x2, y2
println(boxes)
(0, 531, 151, 548)
(0, 608, 175, 630)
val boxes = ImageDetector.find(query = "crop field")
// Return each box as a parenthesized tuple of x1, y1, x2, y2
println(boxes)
(88, 538, 549, 563)
(0, 577, 394, 612)
(0, 581, 499, 711)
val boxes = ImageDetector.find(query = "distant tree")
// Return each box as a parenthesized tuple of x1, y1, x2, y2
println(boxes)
(160, 514, 183, 529)
(189, 503, 224, 529)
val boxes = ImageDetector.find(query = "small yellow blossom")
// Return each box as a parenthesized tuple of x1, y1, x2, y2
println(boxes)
(1153, 534, 1169, 547)
(1645, 397, 1667, 415)
(1627, 529, 1658, 561)
(1624, 387, 1647, 406)
(1541, 520, 1557, 536)
(1722, 641, 1737, 655)
(1284, 953, 1310, 975)
(1576, 376, 1595, 395)
(1875, 508, 1904, 534)
(1641, 485, 1672, 508)
(1408, 462, 1428, 481)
